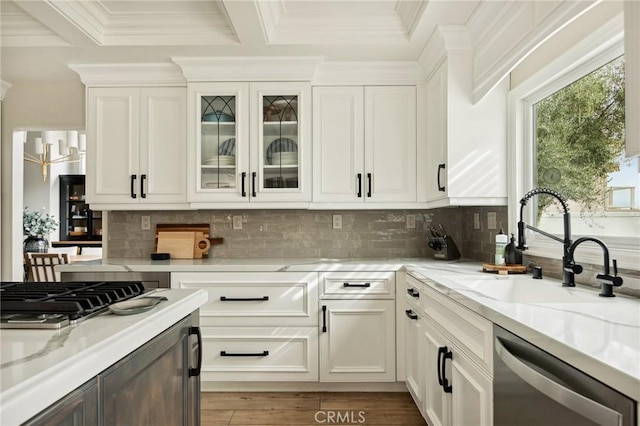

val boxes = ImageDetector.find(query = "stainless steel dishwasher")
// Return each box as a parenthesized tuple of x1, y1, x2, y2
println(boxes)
(60, 271, 171, 289)
(494, 324, 636, 426)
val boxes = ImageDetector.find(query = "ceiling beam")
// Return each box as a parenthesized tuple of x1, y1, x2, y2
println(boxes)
(220, 0, 268, 46)
(13, 0, 103, 47)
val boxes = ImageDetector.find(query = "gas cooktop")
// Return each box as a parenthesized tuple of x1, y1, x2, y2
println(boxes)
(0, 281, 145, 329)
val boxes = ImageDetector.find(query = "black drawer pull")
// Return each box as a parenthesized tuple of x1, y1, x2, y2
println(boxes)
(252, 172, 257, 197)
(405, 309, 418, 320)
(220, 296, 269, 302)
(220, 350, 269, 357)
(130, 174, 137, 198)
(343, 282, 371, 288)
(442, 349, 453, 393)
(357, 173, 362, 198)
(367, 173, 372, 197)
(437, 163, 446, 192)
(407, 288, 420, 298)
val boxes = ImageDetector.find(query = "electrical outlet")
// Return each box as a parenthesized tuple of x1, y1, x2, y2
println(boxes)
(406, 214, 416, 229)
(487, 212, 497, 230)
(141, 216, 151, 230)
(332, 214, 342, 229)
(232, 215, 243, 230)
(473, 213, 480, 230)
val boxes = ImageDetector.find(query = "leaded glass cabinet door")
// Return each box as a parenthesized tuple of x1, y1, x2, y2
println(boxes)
(251, 82, 311, 203)
(188, 82, 249, 203)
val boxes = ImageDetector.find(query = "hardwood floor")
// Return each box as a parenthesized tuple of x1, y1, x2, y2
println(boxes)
(201, 392, 427, 425)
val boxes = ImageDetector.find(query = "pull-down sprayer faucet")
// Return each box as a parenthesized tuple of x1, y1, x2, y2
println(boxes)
(517, 188, 574, 286)
(517, 187, 623, 295)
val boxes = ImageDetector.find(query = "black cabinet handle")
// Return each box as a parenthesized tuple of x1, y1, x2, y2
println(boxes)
(442, 349, 453, 393)
(437, 346, 446, 386)
(220, 296, 269, 302)
(220, 350, 269, 357)
(252, 172, 257, 197)
(241, 172, 247, 197)
(437, 163, 446, 192)
(188, 326, 202, 377)
(405, 309, 418, 320)
(367, 173, 372, 197)
(407, 288, 420, 298)
(140, 174, 147, 198)
(343, 282, 370, 288)
(130, 175, 137, 199)
(322, 305, 327, 332)
(357, 173, 362, 198)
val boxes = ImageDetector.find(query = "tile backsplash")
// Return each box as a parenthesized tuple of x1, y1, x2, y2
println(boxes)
(107, 207, 508, 261)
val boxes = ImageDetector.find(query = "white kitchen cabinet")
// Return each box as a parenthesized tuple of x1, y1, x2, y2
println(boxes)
(404, 284, 424, 411)
(318, 271, 396, 382)
(423, 44, 508, 207)
(86, 87, 187, 208)
(312, 86, 417, 205)
(319, 299, 396, 382)
(188, 82, 311, 206)
(404, 274, 493, 426)
(172, 271, 319, 382)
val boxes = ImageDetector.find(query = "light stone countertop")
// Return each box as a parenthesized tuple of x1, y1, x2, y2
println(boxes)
(54, 257, 640, 403)
(0, 288, 208, 426)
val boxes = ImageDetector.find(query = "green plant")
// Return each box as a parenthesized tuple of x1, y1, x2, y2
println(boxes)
(23, 207, 58, 237)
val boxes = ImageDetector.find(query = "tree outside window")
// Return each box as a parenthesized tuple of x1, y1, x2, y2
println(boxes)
(533, 56, 639, 238)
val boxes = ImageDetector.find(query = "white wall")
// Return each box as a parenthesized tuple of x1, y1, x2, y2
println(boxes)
(1, 80, 85, 280)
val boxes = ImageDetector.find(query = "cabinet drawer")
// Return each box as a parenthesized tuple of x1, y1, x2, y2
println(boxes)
(200, 326, 318, 381)
(320, 271, 395, 299)
(173, 272, 318, 326)
(409, 276, 493, 374)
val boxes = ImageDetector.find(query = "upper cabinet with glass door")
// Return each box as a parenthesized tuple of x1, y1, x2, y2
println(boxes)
(251, 82, 311, 203)
(188, 82, 249, 203)
(188, 81, 311, 205)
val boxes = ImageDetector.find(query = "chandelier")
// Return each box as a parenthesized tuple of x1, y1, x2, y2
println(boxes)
(24, 131, 86, 182)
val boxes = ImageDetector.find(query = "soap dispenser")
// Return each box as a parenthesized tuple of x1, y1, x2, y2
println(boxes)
(495, 228, 508, 265)
(504, 233, 522, 265)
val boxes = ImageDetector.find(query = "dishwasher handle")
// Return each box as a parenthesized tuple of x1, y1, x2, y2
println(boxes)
(495, 336, 623, 426)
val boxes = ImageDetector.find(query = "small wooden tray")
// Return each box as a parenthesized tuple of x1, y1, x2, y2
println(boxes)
(482, 263, 527, 274)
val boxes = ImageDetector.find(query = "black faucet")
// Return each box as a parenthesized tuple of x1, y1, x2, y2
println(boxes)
(517, 188, 574, 286)
(566, 237, 623, 297)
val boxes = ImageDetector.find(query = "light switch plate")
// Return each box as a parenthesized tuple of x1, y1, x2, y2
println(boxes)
(332, 214, 342, 229)
(487, 212, 497, 230)
(473, 213, 480, 230)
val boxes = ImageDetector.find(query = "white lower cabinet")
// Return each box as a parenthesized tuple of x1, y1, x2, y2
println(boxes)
(319, 299, 396, 382)
(405, 275, 493, 426)
(319, 271, 396, 382)
(172, 272, 319, 381)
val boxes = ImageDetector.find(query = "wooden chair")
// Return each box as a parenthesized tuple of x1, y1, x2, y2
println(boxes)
(24, 253, 69, 282)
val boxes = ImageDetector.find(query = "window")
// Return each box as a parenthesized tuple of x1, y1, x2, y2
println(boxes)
(533, 56, 639, 239)
(509, 19, 639, 270)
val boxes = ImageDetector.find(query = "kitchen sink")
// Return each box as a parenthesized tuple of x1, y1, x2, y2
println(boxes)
(441, 274, 598, 304)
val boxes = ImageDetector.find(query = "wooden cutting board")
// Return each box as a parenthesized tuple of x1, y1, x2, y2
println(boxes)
(482, 263, 527, 274)
(157, 232, 196, 259)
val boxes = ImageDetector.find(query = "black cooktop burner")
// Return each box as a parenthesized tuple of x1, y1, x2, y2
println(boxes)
(0, 281, 145, 328)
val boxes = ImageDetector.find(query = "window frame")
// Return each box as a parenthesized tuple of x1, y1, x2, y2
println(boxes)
(508, 15, 639, 271)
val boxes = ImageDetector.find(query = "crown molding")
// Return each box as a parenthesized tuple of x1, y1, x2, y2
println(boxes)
(313, 61, 425, 85)
(172, 57, 322, 82)
(418, 25, 471, 81)
(0, 6, 71, 47)
(68, 63, 186, 87)
(1, 80, 13, 100)
(395, 0, 428, 39)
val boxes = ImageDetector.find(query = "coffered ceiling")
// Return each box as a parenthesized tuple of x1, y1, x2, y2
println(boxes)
(1, 0, 480, 83)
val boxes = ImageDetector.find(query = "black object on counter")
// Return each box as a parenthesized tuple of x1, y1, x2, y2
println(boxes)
(532, 266, 543, 279)
(504, 234, 522, 265)
(150, 252, 171, 260)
